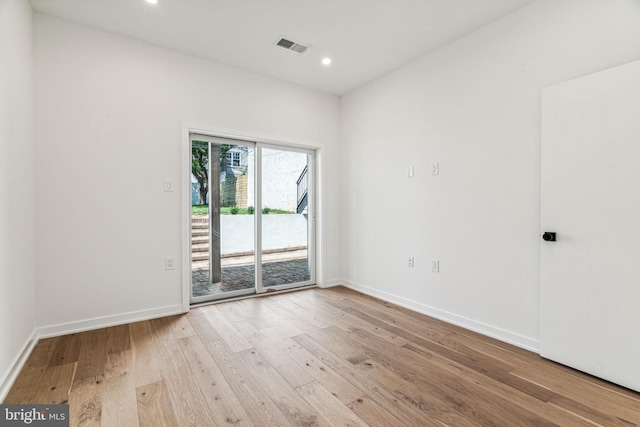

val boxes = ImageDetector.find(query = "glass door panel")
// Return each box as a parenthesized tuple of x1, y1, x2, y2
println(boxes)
(190, 134, 314, 304)
(260, 147, 313, 289)
(191, 136, 256, 303)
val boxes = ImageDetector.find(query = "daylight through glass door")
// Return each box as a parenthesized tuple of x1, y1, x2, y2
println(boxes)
(190, 135, 314, 303)
(191, 137, 256, 302)
(259, 147, 313, 290)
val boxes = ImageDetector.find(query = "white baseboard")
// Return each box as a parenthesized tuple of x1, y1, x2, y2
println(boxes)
(317, 278, 343, 288)
(37, 304, 184, 339)
(341, 279, 539, 353)
(0, 328, 38, 403)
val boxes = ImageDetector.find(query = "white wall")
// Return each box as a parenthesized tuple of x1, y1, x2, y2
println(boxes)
(34, 14, 341, 330)
(0, 0, 36, 400)
(340, 0, 640, 350)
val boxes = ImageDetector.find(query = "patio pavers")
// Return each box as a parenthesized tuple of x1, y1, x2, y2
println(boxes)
(192, 259, 311, 297)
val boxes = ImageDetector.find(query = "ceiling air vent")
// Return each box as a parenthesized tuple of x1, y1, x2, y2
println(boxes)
(275, 37, 309, 54)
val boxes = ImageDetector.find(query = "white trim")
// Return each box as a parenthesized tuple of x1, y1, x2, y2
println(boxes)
(0, 328, 38, 402)
(182, 122, 323, 305)
(318, 278, 343, 288)
(258, 142, 315, 156)
(341, 279, 540, 352)
(208, 144, 214, 283)
(315, 149, 326, 288)
(255, 144, 264, 294)
(182, 123, 192, 313)
(185, 123, 319, 152)
(37, 304, 183, 339)
(307, 151, 316, 284)
(257, 143, 316, 291)
(190, 133, 255, 147)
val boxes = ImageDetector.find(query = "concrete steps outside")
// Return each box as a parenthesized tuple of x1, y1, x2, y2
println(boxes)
(192, 216, 209, 262)
(191, 215, 307, 265)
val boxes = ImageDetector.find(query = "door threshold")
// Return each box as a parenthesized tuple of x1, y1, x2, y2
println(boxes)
(190, 284, 316, 308)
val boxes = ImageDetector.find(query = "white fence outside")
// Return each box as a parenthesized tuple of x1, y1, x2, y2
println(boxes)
(219, 214, 308, 254)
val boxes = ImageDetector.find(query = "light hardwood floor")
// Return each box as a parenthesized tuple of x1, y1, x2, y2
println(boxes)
(5, 287, 640, 426)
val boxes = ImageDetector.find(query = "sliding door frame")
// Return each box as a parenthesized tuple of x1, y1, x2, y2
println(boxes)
(257, 142, 316, 293)
(189, 133, 257, 305)
(182, 125, 317, 308)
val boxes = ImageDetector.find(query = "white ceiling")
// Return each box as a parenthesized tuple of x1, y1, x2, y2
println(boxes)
(29, 0, 535, 95)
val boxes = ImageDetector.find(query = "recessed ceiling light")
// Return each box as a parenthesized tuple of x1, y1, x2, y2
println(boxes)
(321, 58, 332, 66)
(146, 0, 158, 4)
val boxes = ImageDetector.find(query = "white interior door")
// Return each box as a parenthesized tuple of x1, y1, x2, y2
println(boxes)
(540, 60, 640, 392)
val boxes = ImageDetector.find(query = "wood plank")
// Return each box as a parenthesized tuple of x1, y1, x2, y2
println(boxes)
(296, 381, 368, 427)
(402, 343, 591, 427)
(272, 295, 334, 330)
(242, 297, 305, 337)
(304, 326, 540, 426)
(263, 299, 323, 335)
(20, 336, 60, 375)
(291, 290, 413, 346)
(155, 340, 217, 426)
(106, 324, 131, 353)
(315, 289, 456, 345)
(216, 301, 247, 323)
(69, 375, 104, 427)
(320, 325, 557, 427)
(136, 380, 179, 427)
(320, 287, 476, 339)
(236, 347, 333, 427)
(178, 335, 253, 426)
(206, 340, 295, 427)
(291, 333, 442, 427)
(7, 287, 640, 427)
(148, 316, 176, 343)
(101, 351, 139, 427)
(28, 362, 77, 405)
(232, 319, 315, 389)
(202, 305, 252, 352)
(187, 311, 223, 343)
(166, 314, 197, 339)
(512, 365, 640, 425)
(4, 337, 60, 403)
(74, 328, 108, 380)
(334, 303, 519, 384)
(233, 298, 276, 329)
(129, 321, 164, 388)
(280, 337, 365, 404)
(49, 333, 81, 367)
(346, 395, 408, 427)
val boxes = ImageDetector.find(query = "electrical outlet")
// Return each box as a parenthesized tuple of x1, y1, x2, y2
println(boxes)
(165, 257, 175, 270)
(431, 259, 439, 272)
(408, 257, 414, 268)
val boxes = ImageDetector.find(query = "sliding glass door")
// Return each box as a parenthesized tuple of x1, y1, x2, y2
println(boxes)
(258, 146, 313, 291)
(190, 134, 314, 303)
(191, 136, 256, 303)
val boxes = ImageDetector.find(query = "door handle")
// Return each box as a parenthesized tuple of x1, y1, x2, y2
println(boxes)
(542, 232, 556, 242)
